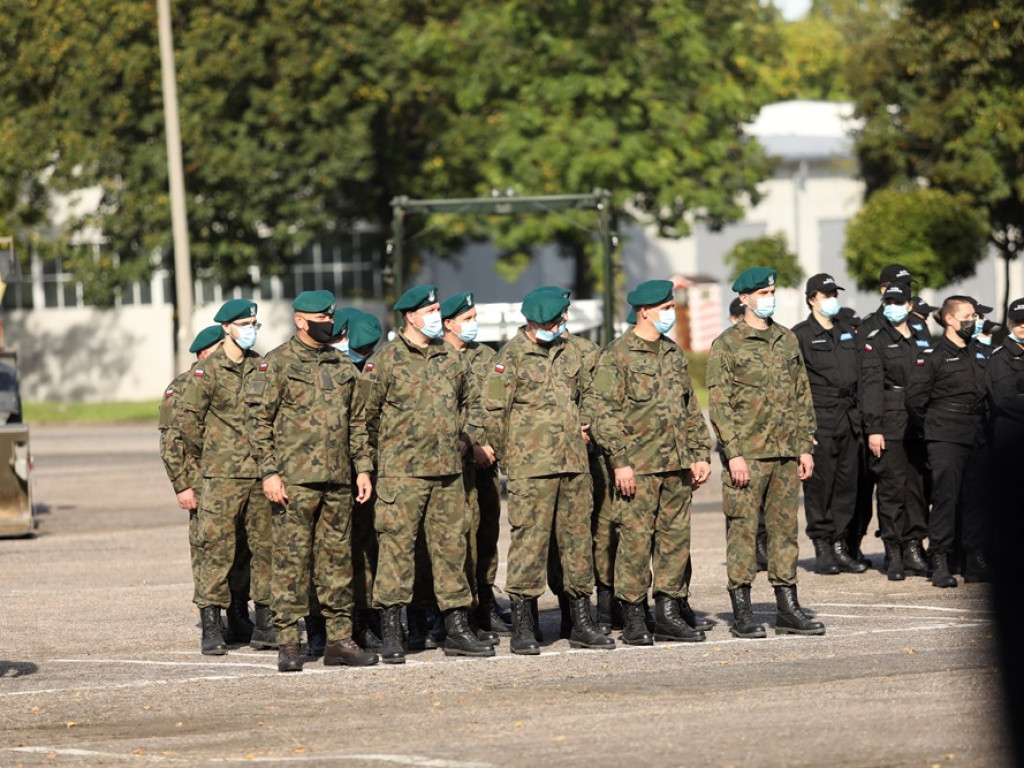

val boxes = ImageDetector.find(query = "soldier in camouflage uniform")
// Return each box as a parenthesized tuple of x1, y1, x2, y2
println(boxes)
(475, 290, 613, 654)
(588, 280, 714, 646)
(441, 292, 511, 637)
(179, 299, 276, 655)
(707, 267, 825, 639)
(352, 285, 494, 664)
(246, 290, 379, 673)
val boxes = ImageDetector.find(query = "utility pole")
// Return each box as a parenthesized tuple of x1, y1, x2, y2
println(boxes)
(157, 0, 193, 374)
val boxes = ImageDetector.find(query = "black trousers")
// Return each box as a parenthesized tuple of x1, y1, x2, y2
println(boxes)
(803, 422, 859, 543)
(868, 438, 928, 544)
(926, 440, 986, 555)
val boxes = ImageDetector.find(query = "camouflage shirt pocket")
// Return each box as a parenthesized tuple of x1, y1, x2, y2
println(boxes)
(284, 366, 315, 410)
(626, 360, 658, 402)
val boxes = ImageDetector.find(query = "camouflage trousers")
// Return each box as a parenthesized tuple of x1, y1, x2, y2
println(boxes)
(722, 458, 800, 590)
(551, 450, 605, 594)
(351, 495, 377, 611)
(187, 506, 250, 605)
(473, 465, 502, 594)
(602, 470, 694, 604)
(506, 473, 594, 600)
(270, 482, 355, 646)
(373, 474, 472, 612)
(589, 452, 616, 589)
(194, 477, 271, 608)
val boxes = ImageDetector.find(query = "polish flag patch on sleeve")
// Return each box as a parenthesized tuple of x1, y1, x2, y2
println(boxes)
(863, 344, 872, 352)
(916, 359, 925, 365)
(494, 363, 505, 373)
(164, 387, 175, 397)
(194, 369, 204, 377)
(365, 363, 374, 372)
(258, 362, 268, 371)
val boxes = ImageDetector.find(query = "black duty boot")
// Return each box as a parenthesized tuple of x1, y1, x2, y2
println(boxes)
(476, 585, 512, 635)
(728, 586, 766, 639)
(510, 598, 541, 655)
(379, 606, 406, 664)
(964, 552, 994, 584)
(930, 552, 958, 588)
(595, 584, 614, 635)
(426, 605, 447, 649)
(530, 599, 544, 642)
(406, 606, 430, 651)
(676, 597, 714, 632)
(756, 531, 769, 572)
(304, 615, 327, 658)
(354, 609, 382, 650)
(224, 595, 253, 645)
(833, 540, 868, 573)
(883, 541, 905, 581)
(903, 540, 929, 576)
(468, 612, 499, 646)
(200, 606, 228, 655)
(277, 643, 304, 672)
(654, 596, 705, 642)
(557, 593, 573, 640)
(250, 603, 279, 650)
(813, 538, 840, 575)
(774, 585, 825, 636)
(620, 601, 653, 646)
(569, 595, 616, 649)
(324, 638, 379, 667)
(443, 608, 496, 657)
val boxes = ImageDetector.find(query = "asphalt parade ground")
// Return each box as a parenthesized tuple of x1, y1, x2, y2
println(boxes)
(0, 424, 1012, 767)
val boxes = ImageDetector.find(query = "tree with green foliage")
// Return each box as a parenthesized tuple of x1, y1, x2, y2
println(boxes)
(725, 233, 804, 287)
(847, 0, 1024, 316)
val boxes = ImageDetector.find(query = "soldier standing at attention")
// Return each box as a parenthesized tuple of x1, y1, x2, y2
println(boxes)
(353, 285, 494, 664)
(179, 299, 276, 655)
(477, 290, 613, 655)
(588, 280, 713, 646)
(707, 267, 825, 639)
(792, 273, 866, 575)
(440, 291, 511, 636)
(246, 290, 378, 672)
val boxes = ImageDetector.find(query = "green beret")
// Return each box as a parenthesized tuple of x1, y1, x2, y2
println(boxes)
(292, 290, 336, 314)
(625, 307, 637, 324)
(213, 298, 257, 323)
(440, 291, 474, 320)
(393, 285, 438, 312)
(332, 307, 356, 338)
(521, 292, 569, 324)
(348, 310, 383, 350)
(627, 279, 674, 308)
(731, 267, 777, 294)
(529, 285, 572, 301)
(189, 325, 225, 354)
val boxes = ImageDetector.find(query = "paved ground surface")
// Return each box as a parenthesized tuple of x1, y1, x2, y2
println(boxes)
(0, 423, 1012, 767)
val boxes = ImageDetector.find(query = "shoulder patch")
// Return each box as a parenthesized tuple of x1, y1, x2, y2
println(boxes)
(365, 363, 374, 372)
(259, 362, 268, 371)
(193, 369, 204, 376)
(840, 332, 853, 341)
(164, 387, 175, 397)
(494, 363, 505, 373)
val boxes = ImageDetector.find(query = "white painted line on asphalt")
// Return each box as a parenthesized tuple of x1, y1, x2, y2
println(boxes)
(7, 745, 172, 761)
(50, 658, 272, 670)
(4, 748, 494, 767)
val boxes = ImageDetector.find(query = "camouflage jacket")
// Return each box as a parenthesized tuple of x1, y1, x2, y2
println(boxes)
(565, 332, 601, 427)
(707, 320, 816, 461)
(158, 367, 200, 493)
(352, 332, 472, 478)
(587, 328, 711, 474)
(179, 346, 262, 479)
(245, 335, 365, 485)
(474, 327, 588, 480)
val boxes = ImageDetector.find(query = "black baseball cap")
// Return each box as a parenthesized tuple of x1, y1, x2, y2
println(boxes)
(805, 273, 844, 296)
(879, 264, 913, 286)
(911, 296, 938, 315)
(882, 284, 911, 303)
(967, 297, 994, 316)
(1008, 298, 1024, 322)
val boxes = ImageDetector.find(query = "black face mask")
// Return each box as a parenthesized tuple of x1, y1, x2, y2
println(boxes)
(955, 320, 975, 342)
(307, 319, 335, 344)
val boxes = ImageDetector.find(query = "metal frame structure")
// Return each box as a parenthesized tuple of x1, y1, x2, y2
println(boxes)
(387, 189, 617, 343)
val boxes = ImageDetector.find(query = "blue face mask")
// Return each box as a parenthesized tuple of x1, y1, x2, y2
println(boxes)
(973, 319, 984, 338)
(977, 335, 992, 346)
(653, 308, 676, 336)
(752, 296, 775, 319)
(346, 348, 367, 364)
(420, 311, 444, 339)
(457, 320, 478, 343)
(883, 304, 909, 324)
(535, 327, 558, 344)
(332, 339, 350, 353)
(235, 325, 258, 350)
(1010, 333, 1024, 345)
(557, 319, 568, 336)
(819, 297, 841, 318)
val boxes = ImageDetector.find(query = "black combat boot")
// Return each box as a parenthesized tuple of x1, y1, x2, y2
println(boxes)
(324, 638, 379, 667)
(833, 540, 868, 573)
(813, 538, 840, 575)
(476, 585, 512, 635)
(756, 530, 769, 572)
(250, 603, 279, 650)
(883, 541, 905, 581)
(964, 552, 994, 583)
(557, 593, 573, 640)
(510, 598, 541, 655)
(467, 611, 499, 646)
(406, 606, 430, 651)
(654, 596, 705, 642)
(224, 595, 253, 645)
(530, 599, 544, 642)
(620, 601, 653, 646)
(353, 609, 382, 650)
(595, 584, 614, 635)
(200, 606, 228, 655)
(903, 540, 929, 576)
(443, 608, 496, 657)
(304, 614, 327, 658)
(930, 552, 957, 588)
(379, 605, 405, 664)
(728, 586, 766, 639)
(774, 585, 826, 636)
(277, 643, 304, 672)
(426, 604, 447, 649)
(676, 597, 714, 632)
(569, 595, 616, 649)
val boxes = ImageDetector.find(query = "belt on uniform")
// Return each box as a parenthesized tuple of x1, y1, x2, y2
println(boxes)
(935, 402, 983, 415)
(815, 385, 855, 398)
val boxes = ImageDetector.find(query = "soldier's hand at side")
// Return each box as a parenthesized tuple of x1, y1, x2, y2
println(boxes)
(798, 453, 814, 481)
(728, 457, 749, 487)
(581, 423, 592, 444)
(614, 466, 636, 497)
(457, 439, 469, 456)
(473, 444, 495, 468)
(355, 472, 373, 504)
(689, 461, 711, 488)
(176, 488, 197, 510)
(868, 434, 885, 458)
(263, 474, 289, 505)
